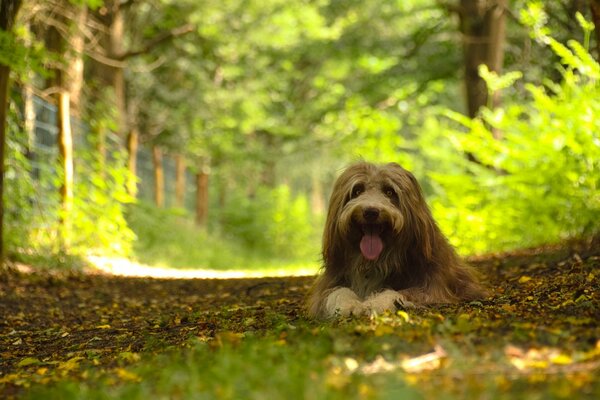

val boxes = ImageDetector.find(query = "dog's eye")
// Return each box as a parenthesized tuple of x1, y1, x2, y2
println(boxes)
(383, 187, 396, 199)
(351, 185, 364, 198)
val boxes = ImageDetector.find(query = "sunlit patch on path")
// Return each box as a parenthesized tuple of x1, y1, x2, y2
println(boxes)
(87, 255, 318, 279)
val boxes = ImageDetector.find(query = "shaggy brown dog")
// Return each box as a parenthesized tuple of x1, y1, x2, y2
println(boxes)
(307, 162, 486, 318)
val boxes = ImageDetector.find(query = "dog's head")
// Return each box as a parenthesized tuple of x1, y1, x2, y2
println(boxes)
(323, 162, 437, 270)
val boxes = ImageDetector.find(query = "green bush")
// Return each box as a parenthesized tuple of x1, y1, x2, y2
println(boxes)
(125, 201, 251, 269)
(220, 185, 321, 260)
(4, 103, 40, 255)
(422, 29, 600, 254)
(4, 97, 135, 261)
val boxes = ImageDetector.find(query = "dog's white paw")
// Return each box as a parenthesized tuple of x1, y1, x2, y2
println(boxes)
(363, 289, 414, 315)
(324, 287, 365, 317)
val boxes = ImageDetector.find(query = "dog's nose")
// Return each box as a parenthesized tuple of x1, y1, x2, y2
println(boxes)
(363, 207, 380, 222)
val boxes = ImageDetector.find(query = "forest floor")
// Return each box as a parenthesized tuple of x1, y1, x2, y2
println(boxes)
(1, 241, 599, 399)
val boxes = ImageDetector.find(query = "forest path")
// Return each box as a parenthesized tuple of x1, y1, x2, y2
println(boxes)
(1, 241, 599, 397)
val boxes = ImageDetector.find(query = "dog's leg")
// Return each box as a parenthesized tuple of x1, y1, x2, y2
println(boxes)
(324, 287, 365, 317)
(363, 289, 415, 315)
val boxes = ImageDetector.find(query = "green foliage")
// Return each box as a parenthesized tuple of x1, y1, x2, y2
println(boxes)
(126, 202, 245, 269)
(4, 103, 38, 254)
(8, 0, 600, 267)
(423, 33, 600, 254)
(4, 96, 134, 261)
(0, 26, 47, 79)
(70, 145, 135, 256)
(126, 199, 319, 270)
(220, 185, 321, 261)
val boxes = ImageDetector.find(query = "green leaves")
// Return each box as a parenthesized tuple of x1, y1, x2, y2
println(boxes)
(478, 65, 523, 97)
(425, 30, 600, 254)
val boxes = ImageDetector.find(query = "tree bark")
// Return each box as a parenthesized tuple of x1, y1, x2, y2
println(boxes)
(110, 5, 128, 138)
(195, 166, 210, 226)
(0, 0, 23, 265)
(458, 0, 507, 122)
(45, 13, 78, 251)
(0, 65, 10, 264)
(23, 82, 35, 151)
(57, 89, 74, 250)
(152, 146, 164, 208)
(485, 0, 506, 115)
(126, 128, 139, 196)
(67, 6, 87, 117)
(175, 154, 186, 208)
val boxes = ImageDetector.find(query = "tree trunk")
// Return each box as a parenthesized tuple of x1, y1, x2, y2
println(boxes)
(104, 0, 128, 138)
(195, 167, 209, 226)
(485, 0, 506, 116)
(23, 82, 35, 152)
(152, 146, 164, 208)
(67, 6, 87, 117)
(57, 89, 74, 250)
(43, 2, 87, 252)
(591, 0, 600, 61)
(0, 65, 10, 264)
(175, 154, 186, 208)
(0, 0, 23, 265)
(458, 0, 507, 122)
(45, 17, 76, 251)
(126, 128, 139, 196)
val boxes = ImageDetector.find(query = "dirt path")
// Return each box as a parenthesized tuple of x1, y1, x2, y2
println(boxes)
(1, 242, 599, 397)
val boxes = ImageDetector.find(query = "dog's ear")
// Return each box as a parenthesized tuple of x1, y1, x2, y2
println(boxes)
(406, 170, 438, 261)
(412, 204, 437, 261)
(386, 164, 437, 261)
(322, 174, 346, 268)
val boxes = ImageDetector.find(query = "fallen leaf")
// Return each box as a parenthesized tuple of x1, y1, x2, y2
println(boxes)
(114, 368, 141, 382)
(518, 276, 532, 284)
(17, 357, 41, 367)
(58, 356, 84, 371)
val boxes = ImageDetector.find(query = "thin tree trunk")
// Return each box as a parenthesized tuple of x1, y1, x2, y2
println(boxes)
(175, 154, 186, 208)
(0, 65, 10, 264)
(109, 2, 127, 137)
(23, 82, 35, 152)
(152, 146, 164, 208)
(126, 128, 139, 196)
(485, 0, 506, 117)
(46, 18, 76, 251)
(0, 0, 23, 265)
(67, 6, 87, 117)
(195, 167, 209, 226)
(57, 89, 74, 250)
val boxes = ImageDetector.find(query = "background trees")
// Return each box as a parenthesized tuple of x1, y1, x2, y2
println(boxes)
(1, 0, 599, 268)
(0, 0, 23, 265)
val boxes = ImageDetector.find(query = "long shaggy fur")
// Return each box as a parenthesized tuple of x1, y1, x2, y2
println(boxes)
(307, 162, 487, 318)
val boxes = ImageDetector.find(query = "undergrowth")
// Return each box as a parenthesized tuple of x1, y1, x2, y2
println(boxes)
(125, 201, 320, 271)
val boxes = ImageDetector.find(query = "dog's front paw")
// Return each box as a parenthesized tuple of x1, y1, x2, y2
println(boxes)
(363, 289, 414, 315)
(324, 287, 365, 317)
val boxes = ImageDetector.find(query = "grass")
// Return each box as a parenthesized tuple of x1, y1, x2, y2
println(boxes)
(23, 328, 422, 400)
(21, 317, 600, 400)
(125, 202, 320, 273)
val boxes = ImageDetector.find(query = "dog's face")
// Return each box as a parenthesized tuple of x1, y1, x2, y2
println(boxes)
(324, 162, 434, 264)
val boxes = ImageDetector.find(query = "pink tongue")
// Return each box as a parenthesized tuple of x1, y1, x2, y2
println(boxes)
(360, 233, 383, 260)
